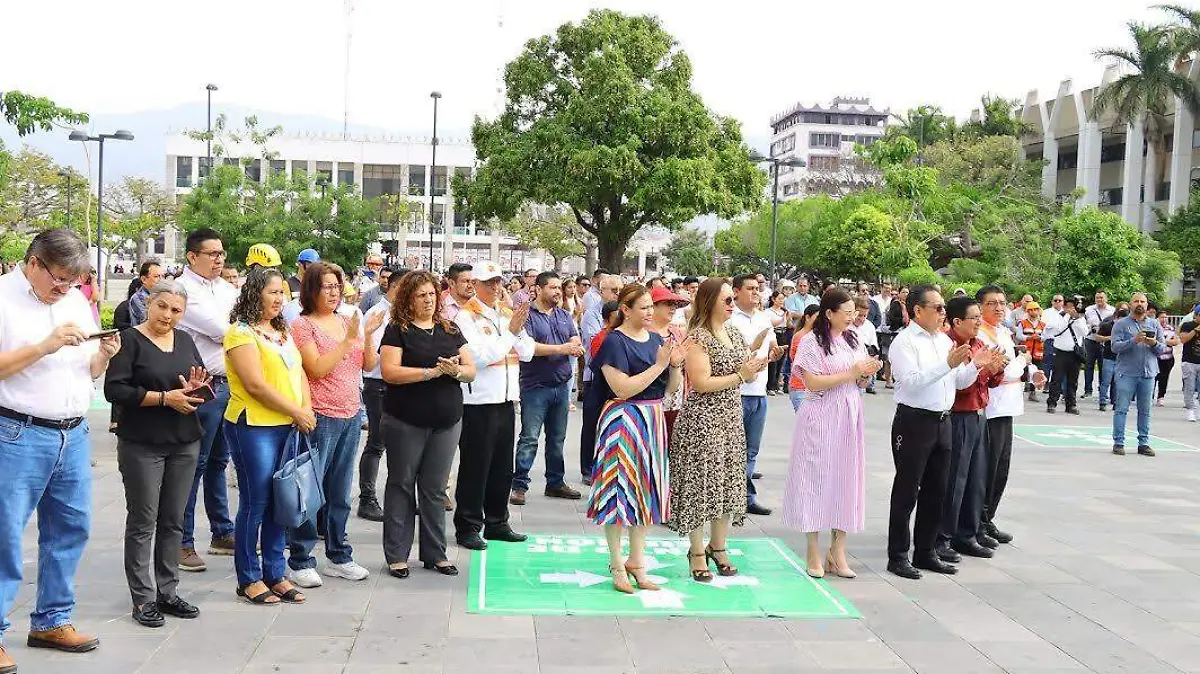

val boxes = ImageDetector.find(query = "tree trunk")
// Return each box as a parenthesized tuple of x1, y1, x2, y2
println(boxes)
(584, 241, 598, 275)
(597, 237, 629, 275)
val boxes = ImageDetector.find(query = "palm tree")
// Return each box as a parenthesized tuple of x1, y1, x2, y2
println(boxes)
(1155, 4, 1200, 64)
(1091, 23, 1200, 215)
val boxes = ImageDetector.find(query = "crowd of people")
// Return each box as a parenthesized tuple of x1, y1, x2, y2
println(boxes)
(1, 224, 1197, 672)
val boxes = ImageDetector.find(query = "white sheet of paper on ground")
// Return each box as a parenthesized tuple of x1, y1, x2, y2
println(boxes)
(635, 588, 687, 609)
(708, 575, 760, 589)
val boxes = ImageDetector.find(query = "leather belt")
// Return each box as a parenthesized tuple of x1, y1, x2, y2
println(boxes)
(897, 404, 951, 422)
(0, 405, 84, 431)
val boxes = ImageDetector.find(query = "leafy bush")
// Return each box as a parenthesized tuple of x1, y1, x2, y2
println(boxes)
(100, 305, 114, 330)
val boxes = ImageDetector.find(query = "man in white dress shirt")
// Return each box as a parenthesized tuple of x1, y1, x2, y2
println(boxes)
(1042, 295, 1089, 415)
(885, 285, 979, 580)
(729, 274, 783, 516)
(175, 228, 239, 572)
(0, 229, 121, 667)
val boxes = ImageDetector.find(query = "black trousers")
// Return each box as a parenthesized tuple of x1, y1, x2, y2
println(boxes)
(983, 416, 1013, 526)
(1047, 347, 1081, 411)
(579, 380, 602, 480)
(887, 405, 952, 563)
(454, 402, 516, 536)
(1083, 339, 1104, 395)
(1158, 357, 1176, 399)
(359, 379, 387, 501)
(940, 411, 987, 547)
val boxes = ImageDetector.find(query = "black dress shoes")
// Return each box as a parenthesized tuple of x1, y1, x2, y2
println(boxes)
(976, 533, 1000, 550)
(133, 603, 165, 628)
(887, 559, 922, 580)
(751, 472, 763, 480)
(984, 522, 1013, 544)
(913, 555, 958, 575)
(456, 532, 488, 551)
(935, 542, 961, 564)
(746, 503, 773, 516)
(951, 539, 994, 558)
(357, 497, 384, 522)
(484, 526, 528, 543)
(157, 594, 200, 619)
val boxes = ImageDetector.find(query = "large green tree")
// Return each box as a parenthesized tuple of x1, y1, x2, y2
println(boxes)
(104, 177, 176, 263)
(661, 227, 715, 276)
(1, 91, 88, 137)
(503, 205, 588, 271)
(1052, 207, 1180, 301)
(457, 9, 764, 271)
(0, 148, 89, 234)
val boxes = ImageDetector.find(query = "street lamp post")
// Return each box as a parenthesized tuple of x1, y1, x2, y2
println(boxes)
(57, 170, 73, 229)
(69, 129, 134, 292)
(428, 91, 441, 272)
(205, 84, 218, 178)
(749, 152, 806, 288)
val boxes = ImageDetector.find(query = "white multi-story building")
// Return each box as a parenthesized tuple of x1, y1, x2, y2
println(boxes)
(1007, 63, 1200, 235)
(767, 96, 890, 200)
(164, 132, 536, 272)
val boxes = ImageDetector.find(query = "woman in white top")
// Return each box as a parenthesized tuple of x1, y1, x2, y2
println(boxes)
(766, 291, 788, 395)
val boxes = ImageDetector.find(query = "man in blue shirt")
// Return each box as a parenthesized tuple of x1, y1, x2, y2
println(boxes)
(784, 276, 819, 328)
(1111, 292, 1166, 456)
(511, 272, 586, 505)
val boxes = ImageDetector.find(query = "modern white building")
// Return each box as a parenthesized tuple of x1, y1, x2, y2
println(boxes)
(164, 132, 537, 272)
(767, 96, 890, 200)
(1003, 63, 1200, 233)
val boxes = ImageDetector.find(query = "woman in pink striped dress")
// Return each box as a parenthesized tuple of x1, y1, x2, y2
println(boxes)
(782, 289, 881, 579)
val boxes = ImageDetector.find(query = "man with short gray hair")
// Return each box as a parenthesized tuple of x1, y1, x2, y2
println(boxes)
(0, 229, 121, 669)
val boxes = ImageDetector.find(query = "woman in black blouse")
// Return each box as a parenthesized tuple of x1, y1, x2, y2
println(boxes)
(104, 279, 211, 628)
(379, 271, 476, 579)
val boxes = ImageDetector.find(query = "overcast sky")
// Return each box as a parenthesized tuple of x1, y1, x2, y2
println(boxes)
(0, 0, 1169, 139)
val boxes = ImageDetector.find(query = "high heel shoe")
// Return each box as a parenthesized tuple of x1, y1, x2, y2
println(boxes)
(624, 563, 660, 591)
(609, 565, 635, 594)
(825, 553, 857, 579)
(805, 556, 825, 578)
(687, 552, 713, 583)
(704, 545, 738, 577)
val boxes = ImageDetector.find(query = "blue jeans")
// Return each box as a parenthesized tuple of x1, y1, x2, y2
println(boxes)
(288, 414, 360, 570)
(790, 390, 805, 411)
(1098, 359, 1115, 405)
(225, 418, 290, 586)
(742, 395, 767, 504)
(513, 382, 570, 492)
(0, 419, 91, 639)
(182, 380, 235, 548)
(1113, 376, 1155, 448)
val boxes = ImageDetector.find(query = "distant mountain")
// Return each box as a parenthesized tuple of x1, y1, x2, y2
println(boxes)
(0, 103, 470, 185)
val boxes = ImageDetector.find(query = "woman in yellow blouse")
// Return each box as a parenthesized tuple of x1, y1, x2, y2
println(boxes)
(223, 268, 315, 605)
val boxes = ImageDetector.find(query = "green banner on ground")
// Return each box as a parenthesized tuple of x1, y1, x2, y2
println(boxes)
(1013, 424, 1196, 451)
(467, 534, 859, 619)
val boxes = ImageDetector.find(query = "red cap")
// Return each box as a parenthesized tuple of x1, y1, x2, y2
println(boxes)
(650, 287, 689, 306)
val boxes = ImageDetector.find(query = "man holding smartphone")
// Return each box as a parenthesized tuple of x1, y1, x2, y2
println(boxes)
(1111, 292, 1167, 456)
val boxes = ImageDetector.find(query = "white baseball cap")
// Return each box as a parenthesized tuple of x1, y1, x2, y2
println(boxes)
(474, 260, 504, 282)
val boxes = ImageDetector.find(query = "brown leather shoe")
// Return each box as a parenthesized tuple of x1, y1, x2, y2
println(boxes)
(27, 624, 99, 653)
(179, 547, 207, 572)
(0, 644, 15, 674)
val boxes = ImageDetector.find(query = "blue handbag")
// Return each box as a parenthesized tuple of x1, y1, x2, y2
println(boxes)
(271, 429, 325, 529)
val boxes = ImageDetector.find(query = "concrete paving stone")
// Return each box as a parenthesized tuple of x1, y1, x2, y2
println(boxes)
(241, 665, 348, 674)
(442, 635, 539, 668)
(1050, 637, 1182, 674)
(345, 633, 447, 668)
(268, 609, 365, 637)
(625, 634, 726, 668)
(536, 667, 639, 674)
(702, 617, 795, 641)
(448, 611, 535, 639)
(713, 638, 812, 668)
(783, 618, 881, 642)
(535, 615, 624, 638)
(245, 634, 355, 666)
(538, 632, 635, 668)
(801, 640, 909, 670)
(915, 597, 1041, 643)
(970, 639, 1089, 671)
(883, 640, 1005, 674)
(852, 600, 961, 643)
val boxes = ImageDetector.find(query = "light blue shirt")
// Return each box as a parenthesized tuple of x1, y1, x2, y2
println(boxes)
(580, 299, 605, 383)
(784, 293, 818, 315)
(1111, 315, 1166, 378)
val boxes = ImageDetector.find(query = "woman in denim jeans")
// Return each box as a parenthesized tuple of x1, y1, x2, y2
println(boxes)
(285, 262, 385, 588)
(223, 268, 316, 605)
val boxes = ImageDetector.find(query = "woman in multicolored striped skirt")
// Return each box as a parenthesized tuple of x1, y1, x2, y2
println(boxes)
(586, 284, 692, 594)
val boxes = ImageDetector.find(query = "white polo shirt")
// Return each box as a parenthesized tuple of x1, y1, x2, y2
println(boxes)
(0, 267, 100, 419)
(730, 304, 776, 397)
(176, 267, 238, 376)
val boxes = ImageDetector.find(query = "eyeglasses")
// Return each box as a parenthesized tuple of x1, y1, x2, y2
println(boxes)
(919, 302, 946, 314)
(1053, 298, 1064, 303)
(195, 250, 227, 261)
(321, 283, 342, 292)
(33, 258, 75, 289)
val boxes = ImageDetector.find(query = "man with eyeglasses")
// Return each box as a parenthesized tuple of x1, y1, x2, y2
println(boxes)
(1042, 295, 1088, 415)
(1041, 295, 1066, 393)
(1082, 291, 1115, 400)
(885, 285, 987, 580)
(0, 229, 121, 667)
(175, 228, 239, 573)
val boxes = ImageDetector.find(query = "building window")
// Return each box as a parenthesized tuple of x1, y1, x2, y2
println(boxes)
(175, 156, 193, 188)
(291, 160, 308, 177)
(432, 166, 449, 197)
(1158, 181, 1171, 201)
(362, 164, 403, 201)
(409, 165, 426, 196)
(809, 133, 840, 149)
(1193, 129, 1200, 148)
(315, 161, 333, 184)
(1100, 144, 1125, 163)
(1059, 152, 1078, 169)
(1100, 187, 1123, 206)
(221, 158, 239, 167)
(808, 155, 840, 171)
(855, 135, 878, 147)
(337, 165, 355, 187)
(269, 160, 286, 177)
(244, 159, 261, 182)
(770, 134, 795, 157)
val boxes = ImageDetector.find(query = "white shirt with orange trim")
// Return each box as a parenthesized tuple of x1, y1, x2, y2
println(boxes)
(454, 296, 535, 405)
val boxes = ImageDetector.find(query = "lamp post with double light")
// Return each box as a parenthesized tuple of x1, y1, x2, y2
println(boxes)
(428, 91, 441, 272)
(69, 129, 134, 289)
(748, 152, 806, 287)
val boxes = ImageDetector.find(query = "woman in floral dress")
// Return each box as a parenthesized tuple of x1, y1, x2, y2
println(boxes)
(667, 278, 767, 582)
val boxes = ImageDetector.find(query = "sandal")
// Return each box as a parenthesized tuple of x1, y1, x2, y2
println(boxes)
(688, 551, 713, 583)
(705, 545, 738, 577)
(236, 581, 280, 605)
(609, 565, 635, 594)
(267, 579, 306, 604)
(623, 563, 660, 591)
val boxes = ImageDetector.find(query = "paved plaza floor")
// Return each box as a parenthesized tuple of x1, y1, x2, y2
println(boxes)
(12, 386, 1200, 673)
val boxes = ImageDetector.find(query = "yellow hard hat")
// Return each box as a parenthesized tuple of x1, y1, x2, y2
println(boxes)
(246, 243, 282, 268)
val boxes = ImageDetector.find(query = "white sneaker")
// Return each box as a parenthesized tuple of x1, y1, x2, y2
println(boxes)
(1189, 409, 1196, 422)
(286, 567, 323, 588)
(322, 560, 370, 581)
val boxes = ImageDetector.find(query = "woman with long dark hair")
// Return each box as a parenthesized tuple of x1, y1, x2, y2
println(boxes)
(787, 304, 822, 411)
(586, 284, 690, 593)
(379, 271, 477, 579)
(667, 279, 766, 582)
(782, 289, 880, 579)
(223, 267, 315, 605)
